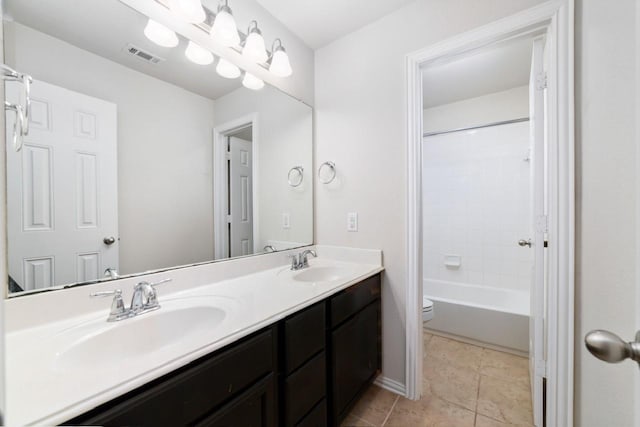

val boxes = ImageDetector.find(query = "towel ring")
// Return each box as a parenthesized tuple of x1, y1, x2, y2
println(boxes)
(318, 161, 336, 184)
(288, 166, 304, 187)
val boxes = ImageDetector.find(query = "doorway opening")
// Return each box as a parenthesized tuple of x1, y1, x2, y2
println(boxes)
(404, 3, 574, 427)
(421, 32, 545, 426)
(213, 114, 259, 260)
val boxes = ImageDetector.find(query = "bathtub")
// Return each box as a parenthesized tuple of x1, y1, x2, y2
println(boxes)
(423, 279, 530, 354)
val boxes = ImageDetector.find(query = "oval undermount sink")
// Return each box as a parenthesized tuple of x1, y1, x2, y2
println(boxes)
(293, 266, 349, 283)
(52, 296, 233, 371)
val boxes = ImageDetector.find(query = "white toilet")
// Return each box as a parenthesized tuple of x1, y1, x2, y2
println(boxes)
(422, 296, 434, 324)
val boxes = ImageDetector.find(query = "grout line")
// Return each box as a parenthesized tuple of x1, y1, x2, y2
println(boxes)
(380, 395, 400, 427)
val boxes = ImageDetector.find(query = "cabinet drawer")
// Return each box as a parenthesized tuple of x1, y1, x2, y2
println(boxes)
(330, 274, 381, 327)
(284, 351, 326, 426)
(284, 302, 325, 374)
(295, 399, 327, 427)
(76, 328, 275, 426)
(195, 373, 276, 427)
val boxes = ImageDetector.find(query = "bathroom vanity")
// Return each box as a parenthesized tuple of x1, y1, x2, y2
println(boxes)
(4, 248, 383, 426)
(65, 273, 380, 426)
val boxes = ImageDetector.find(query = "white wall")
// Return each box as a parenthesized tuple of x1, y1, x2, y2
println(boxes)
(315, 0, 545, 386)
(423, 121, 531, 293)
(575, 1, 638, 425)
(0, 3, 6, 420)
(214, 86, 313, 251)
(5, 22, 217, 275)
(423, 85, 529, 133)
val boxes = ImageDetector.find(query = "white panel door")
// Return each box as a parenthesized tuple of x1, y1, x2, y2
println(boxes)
(528, 38, 546, 427)
(229, 136, 253, 257)
(6, 79, 118, 291)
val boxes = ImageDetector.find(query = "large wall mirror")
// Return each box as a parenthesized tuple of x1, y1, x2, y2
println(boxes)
(3, 0, 313, 296)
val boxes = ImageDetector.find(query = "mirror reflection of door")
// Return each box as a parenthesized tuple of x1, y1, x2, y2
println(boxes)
(226, 130, 253, 258)
(6, 79, 118, 292)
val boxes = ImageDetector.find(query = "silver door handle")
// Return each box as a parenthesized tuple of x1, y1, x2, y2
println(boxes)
(518, 239, 532, 247)
(585, 330, 640, 365)
(103, 236, 116, 245)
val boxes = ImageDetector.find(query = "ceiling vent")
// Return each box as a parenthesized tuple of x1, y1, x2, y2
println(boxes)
(124, 44, 165, 65)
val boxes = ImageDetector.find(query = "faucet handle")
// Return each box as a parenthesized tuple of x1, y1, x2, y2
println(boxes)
(288, 253, 300, 270)
(149, 278, 172, 287)
(90, 289, 128, 322)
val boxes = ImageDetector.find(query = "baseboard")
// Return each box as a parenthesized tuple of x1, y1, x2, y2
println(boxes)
(425, 328, 529, 358)
(374, 375, 406, 397)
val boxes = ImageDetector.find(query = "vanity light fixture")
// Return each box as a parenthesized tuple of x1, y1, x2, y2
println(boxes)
(242, 72, 264, 90)
(268, 39, 292, 77)
(242, 21, 268, 63)
(185, 41, 214, 65)
(216, 57, 241, 79)
(168, 0, 206, 24)
(144, 19, 179, 47)
(210, 0, 240, 47)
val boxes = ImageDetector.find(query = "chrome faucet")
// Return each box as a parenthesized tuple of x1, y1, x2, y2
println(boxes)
(288, 250, 317, 270)
(90, 278, 172, 322)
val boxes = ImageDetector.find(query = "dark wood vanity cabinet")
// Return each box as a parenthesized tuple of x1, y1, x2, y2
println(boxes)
(328, 274, 382, 425)
(65, 273, 381, 427)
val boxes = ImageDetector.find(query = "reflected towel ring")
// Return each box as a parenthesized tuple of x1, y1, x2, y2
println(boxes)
(288, 166, 304, 187)
(318, 161, 336, 184)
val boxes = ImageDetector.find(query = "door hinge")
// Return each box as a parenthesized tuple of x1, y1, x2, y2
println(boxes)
(536, 360, 547, 377)
(225, 151, 231, 160)
(226, 215, 231, 223)
(536, 72, 548, 90)
(536, 215, 548, 233)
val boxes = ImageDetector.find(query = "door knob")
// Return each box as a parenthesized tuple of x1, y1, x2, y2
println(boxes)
(585, 330, 640, 364)
(103, 236, 116, 245)
(518, 239, 532, 247)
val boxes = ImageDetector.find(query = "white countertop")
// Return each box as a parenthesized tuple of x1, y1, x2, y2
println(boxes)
(5, 246, 383, 426)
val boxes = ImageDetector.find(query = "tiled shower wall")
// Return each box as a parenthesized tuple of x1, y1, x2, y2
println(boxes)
(422, 121, 532, 292)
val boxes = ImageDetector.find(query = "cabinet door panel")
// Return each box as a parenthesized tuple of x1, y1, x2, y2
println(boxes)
(331, 303, 379, 420)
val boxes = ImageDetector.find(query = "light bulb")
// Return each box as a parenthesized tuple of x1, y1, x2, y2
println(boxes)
(144, 19, 179, 48)
(211, 5, 240, 47)
(269, 47, 292, 77)
(242, 25, 268, 63)
(242, 72, 264, 90)
(185, 41, 213, 65)
(169, 0, 205, 23)
(216, 58, 241, 79)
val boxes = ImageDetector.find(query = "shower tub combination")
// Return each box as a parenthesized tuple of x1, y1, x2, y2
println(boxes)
(424, 279, 529, 354)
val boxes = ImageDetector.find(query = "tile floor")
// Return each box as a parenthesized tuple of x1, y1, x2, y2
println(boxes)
(342, 332, 533, 427)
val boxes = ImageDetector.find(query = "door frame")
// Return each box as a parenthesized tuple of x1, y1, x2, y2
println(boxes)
(404, 1, 574, 426)
(213, 114, 259, 259)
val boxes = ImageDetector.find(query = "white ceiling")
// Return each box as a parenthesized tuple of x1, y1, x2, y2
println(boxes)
(5, 0, 242, 101)
(422, 36, 534, 108)
(255, 0, 416, 49)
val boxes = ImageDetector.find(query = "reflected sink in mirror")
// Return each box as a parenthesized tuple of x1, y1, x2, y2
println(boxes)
(52, 296, 235, 371)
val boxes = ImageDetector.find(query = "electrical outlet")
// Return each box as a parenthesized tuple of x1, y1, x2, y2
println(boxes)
(282, 212, 291, 229)
(347, 212, 358, 232)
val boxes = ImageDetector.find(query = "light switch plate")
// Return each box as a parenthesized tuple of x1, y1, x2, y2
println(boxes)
(282, 212, 291, 229)
(347, 212, 358, 232)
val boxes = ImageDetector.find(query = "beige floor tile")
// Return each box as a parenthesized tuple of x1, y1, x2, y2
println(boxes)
(347, 385, 398, 426)
(475, 414, 534, 426)
(480, 349, 530, 387)
(341, 413, 375, 427)
(476, 375, 533, 425)
(423, 331, 434, 347)
(423, 356, 480, 411)
(425, 336, 484, 371)
(384, 394, 475, 427)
